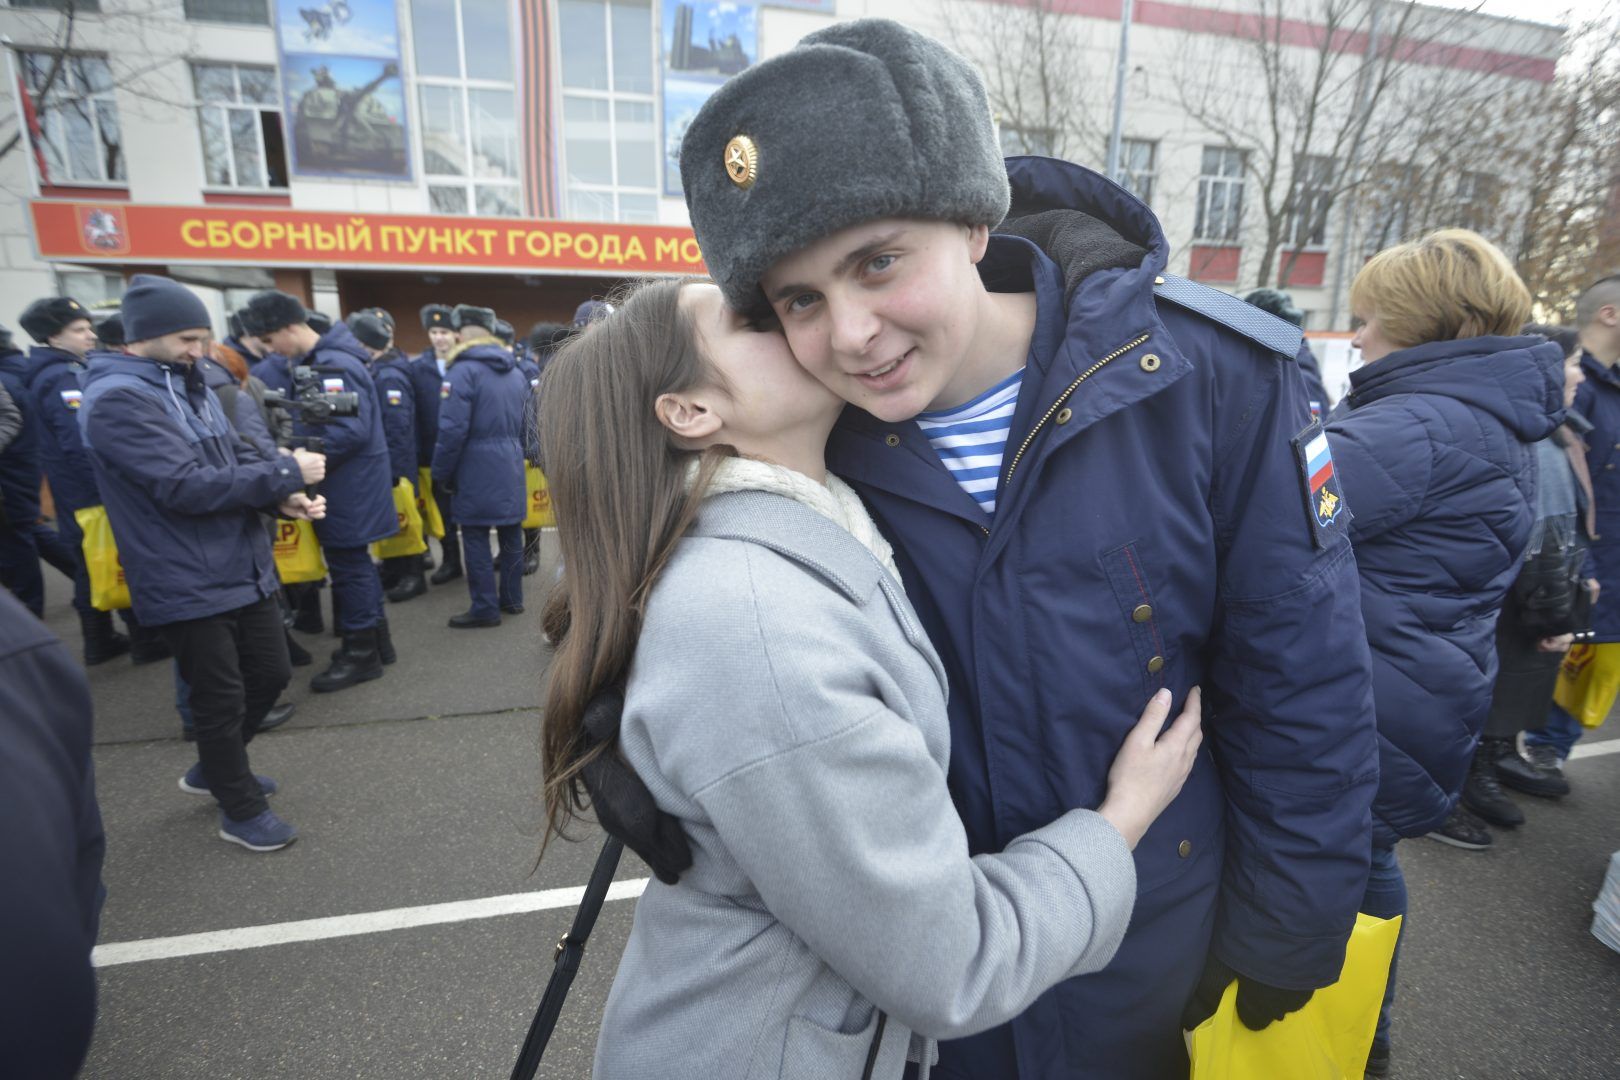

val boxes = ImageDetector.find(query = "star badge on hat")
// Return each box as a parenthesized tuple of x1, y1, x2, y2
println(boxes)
(724, 135, 758, 189)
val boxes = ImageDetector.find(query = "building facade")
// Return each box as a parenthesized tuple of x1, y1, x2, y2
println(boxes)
(0, 0, 1567, 348)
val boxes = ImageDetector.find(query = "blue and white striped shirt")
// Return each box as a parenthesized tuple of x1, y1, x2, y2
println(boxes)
(914, 368, 1024, 516)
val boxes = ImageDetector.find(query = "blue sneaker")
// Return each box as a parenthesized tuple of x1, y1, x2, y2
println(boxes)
(217, 809, 298, 852)
(180, 762, 278, 797)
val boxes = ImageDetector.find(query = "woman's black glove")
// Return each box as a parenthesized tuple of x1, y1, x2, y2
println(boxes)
(1181, 954, 1315, 1031)
(577, 687, 693, 885)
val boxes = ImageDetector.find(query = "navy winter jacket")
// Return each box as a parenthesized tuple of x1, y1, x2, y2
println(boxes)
(431, 339, 527, 526)
(197, 354, 277, 459)
(248, 350, 295, 399)
(295, 323, 397, 549)
(825, 155, 1378, 1080)
(1569, 351, 1620, 642)
(78, 351, 304, 626)
(1327, 336, 1562, 844)
(0, 348, 43, 524)
(410, 349, 446, 469)
(369, 349, 418, 484)
(0, 588, 104, 1079)
(22, 346, 101, 517)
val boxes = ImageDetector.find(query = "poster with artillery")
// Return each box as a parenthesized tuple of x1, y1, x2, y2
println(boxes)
(661, 0, 757, 197)
(274, 0, 412, 180)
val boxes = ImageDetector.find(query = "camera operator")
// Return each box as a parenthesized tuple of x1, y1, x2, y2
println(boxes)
(78, 275, 325, 852)
(245, 290, 399, 693)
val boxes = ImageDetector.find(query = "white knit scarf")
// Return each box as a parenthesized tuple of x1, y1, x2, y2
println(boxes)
(688, 456, 900, 581)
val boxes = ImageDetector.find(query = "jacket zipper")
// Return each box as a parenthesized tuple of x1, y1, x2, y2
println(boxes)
(1002, 332, 1152, 488)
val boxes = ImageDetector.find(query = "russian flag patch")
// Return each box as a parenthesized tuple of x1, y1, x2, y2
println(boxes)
(386, 388, 403, 405)
(60, 388, 83, 410)
(440, 380, 452, 399)
(1291, 419, 1349, 548)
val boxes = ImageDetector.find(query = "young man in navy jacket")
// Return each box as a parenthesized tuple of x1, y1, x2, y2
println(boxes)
(79, 275, 326, 852)
(664, 21, 1379, 1079)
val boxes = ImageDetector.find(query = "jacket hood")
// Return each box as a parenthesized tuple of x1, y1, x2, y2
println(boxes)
(994, 156, 1165, 302)
(81, 350, 186, 390)
(23, 344, 84, 388)
(1348, 335, 1565, 443)
(311, 321, 372, 366)
(447, 338, 515, 372)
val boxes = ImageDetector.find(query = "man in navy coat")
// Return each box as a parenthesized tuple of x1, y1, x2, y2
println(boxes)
(0, 324, 78, 617)
(432, 304, 528, 628)
(246, 290, 399, 692)
(413, 303, 460, 581)
(676, 21, 1378, 1078)
(80, 275, 326, 851)
(349, 311, 427, 603)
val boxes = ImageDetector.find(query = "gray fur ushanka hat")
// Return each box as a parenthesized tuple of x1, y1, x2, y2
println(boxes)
(680, 18, 1010, 315)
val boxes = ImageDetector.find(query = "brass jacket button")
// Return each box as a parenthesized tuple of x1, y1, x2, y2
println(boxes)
(1132, 604, 1153, 623)
(884, 434, 901, 447)
(1140, 353, 1162, 373)
(1178, 840, 1192, 858)
(1056, 407, 1073, 425)
(1147, 655, 1165, 674)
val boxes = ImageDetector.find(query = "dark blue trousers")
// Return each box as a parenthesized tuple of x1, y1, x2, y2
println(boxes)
(323, 546, 383, 633)
(461, 524, 522, 620)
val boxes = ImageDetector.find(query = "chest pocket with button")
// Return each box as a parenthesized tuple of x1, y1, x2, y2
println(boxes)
(1100, 539, 1170, 701)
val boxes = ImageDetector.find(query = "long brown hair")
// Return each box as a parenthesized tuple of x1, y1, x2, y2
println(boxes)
(537, 277, 730, 853)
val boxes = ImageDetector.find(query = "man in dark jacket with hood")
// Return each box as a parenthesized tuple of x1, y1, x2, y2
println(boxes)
(0, 324, 78, 617)
(79, 275, 326, 852)
(433, 304, 528, 627)
(18, 295, 146, 664)
(600, 20, 1381, 1079)
(246, 290, 399, 692)
(413, 303, 460, 580)
(349, 311, 428, 603)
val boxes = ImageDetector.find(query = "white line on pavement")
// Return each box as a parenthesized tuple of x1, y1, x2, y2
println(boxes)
(91, 878, 649, 968)
(1569, 738, 1620, 761)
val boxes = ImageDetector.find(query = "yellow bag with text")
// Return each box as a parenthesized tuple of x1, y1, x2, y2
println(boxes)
(1553, 642, 1620, 729)
(524, 464, 555, 529)
(417, 466, 445, 539)
(73, 505, 132, 611)
(272, 517, 327, 584)
(371, 478, 428, 559)
(1187, 913, 1401, 1080)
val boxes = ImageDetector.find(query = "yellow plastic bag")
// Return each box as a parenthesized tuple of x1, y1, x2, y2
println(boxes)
(371, 478, 428, 559)
(73, 505, 131, 612)
(417, 466, 445, 539)
(1187, 913, 1402, 1080)
(524, 464, 555, 529)
(1553, 642, 1620, 729)
(272, 517, 327, 585)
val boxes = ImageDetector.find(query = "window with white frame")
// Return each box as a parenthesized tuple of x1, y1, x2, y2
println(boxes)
(1118, 138, 1156, 205)
(410, 0, 523, 216)
(1194, 146, 1247, 243)
(182, 0, 268, 24)
(999, 125, 1054, 157)
(21, 53, 124, 184)
(56, 268, 124, 307)
(1286, 154, 1335, 248)
(557, 0, 657, 224)
(192, 63, 288, 189)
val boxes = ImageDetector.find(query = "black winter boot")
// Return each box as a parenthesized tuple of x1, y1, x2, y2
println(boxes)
(310, 628, 383, 693)
(376, 616, 397, 665)
(1461, 738, 1525, 827)
(430, 536, 463, 585)
(292, 586, 325, 634)
(385, 554, 428, 603)
(81, 610, 131, 666)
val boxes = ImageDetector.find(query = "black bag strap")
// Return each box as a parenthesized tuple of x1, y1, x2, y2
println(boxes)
(510, 836, 626, 1080)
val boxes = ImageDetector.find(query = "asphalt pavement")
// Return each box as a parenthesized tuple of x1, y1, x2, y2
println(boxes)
(33, 533, 1620, 1079)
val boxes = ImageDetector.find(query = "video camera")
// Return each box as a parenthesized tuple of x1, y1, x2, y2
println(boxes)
(262, 364, 360, 452)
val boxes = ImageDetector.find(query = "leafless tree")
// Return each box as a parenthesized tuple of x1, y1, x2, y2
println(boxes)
(938, 0, 1110, 163)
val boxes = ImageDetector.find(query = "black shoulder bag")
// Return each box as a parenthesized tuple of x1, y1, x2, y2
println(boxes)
(509, 837, 625, 1080)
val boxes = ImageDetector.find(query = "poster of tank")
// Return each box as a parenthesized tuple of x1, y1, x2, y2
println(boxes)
(274, 0, 412, 181)
(661, 0, 757, 196)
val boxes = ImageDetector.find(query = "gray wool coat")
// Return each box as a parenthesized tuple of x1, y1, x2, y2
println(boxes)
(594, 490, 1138, 1080)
